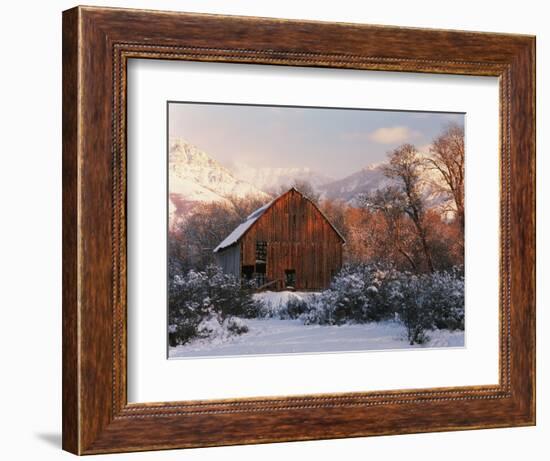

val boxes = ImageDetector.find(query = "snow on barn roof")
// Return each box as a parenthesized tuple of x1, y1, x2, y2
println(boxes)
(213, 188, 345, 253)
(213, 200, 273, 252)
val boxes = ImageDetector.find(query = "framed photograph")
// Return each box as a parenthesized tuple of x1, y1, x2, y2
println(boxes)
(165, 102, 466, 359)
(62, 6, 535, 455)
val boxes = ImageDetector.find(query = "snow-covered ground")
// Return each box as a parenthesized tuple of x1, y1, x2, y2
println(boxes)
(168, 318, 464, 359)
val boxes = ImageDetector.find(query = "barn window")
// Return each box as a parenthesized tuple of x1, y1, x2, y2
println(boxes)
(255, 241, 267, 263)
(253, 241, 268, 286)
(285, 269, 296, 289)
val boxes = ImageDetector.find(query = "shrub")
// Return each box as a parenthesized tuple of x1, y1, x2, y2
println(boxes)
(168, 265, 256, 346)
(226, 317, 249, 335)
(388, 268, 465, 344)
(252, 292, 311, 319)
(388, 273, 434, 344)
(301, 264, 464, 345)
(168, 263, 465, 348)
(425, 267, 465, 331)
(302, 264, 397, 325)
(283, 296, 310, 319)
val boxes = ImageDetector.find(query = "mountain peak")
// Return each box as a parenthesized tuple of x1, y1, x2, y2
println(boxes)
(169, 138, 215, 165)
(168, 138, 270, 227)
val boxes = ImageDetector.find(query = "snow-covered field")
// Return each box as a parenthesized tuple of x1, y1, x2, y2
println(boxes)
(168, 318, 464, 359)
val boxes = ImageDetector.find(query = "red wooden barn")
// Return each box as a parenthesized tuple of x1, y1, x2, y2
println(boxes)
(214, 188, 345, 291)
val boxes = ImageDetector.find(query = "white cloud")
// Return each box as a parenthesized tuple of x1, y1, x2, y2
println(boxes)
(368, 126, 422, 144)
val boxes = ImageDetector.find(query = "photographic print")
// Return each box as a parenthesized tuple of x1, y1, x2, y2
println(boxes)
(167, 102, 465, 358)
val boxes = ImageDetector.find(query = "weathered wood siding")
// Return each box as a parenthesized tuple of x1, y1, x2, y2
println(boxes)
(215, 243, 240, 278)
(241, 189, 343, 290)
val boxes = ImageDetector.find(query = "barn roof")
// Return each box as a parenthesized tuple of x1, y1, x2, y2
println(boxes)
(213, 188, 345, 253)
(213, 200, 273, 252)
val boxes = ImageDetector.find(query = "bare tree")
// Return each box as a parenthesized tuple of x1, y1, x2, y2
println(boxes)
(359, 187, 419, 271)
(277, 179, 321, 205)
(319, 198, 349, 241)
(176, 202, 235, 270)
(384, 144, 434, 272)
(427, 123, 465, 234)
(227, 194, 269, 222)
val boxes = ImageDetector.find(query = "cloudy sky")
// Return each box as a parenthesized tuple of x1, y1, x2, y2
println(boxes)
(169, 102, 464, 179)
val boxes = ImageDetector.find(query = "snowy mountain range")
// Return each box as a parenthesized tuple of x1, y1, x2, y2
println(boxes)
(318, 163, 449, 211)
(318, 163, 393, 203)
(227, 162, 333, 194)
(169, 138, 451, 227)
(169, 138, 270, 226)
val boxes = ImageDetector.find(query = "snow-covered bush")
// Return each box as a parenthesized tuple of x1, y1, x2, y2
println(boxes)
(388, 273, 434, 344)
(192, 315, 250, 344)
(252, 291, 311, 319)
(388, 268, 464, 344)
(302, 264, 396, 325)
(168, 265, 257, 346)
(284, 296, 309, 319)
(423, 267, 465, 331)
(300, 264, 464, 344)
(301, 291, 337, 325)
(168, 263, 464, 347)
(226, 317, 249, 335)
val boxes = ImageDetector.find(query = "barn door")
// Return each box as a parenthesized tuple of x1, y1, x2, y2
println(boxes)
(241, 265, 254, 280)
(285, 269, 296, 289)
